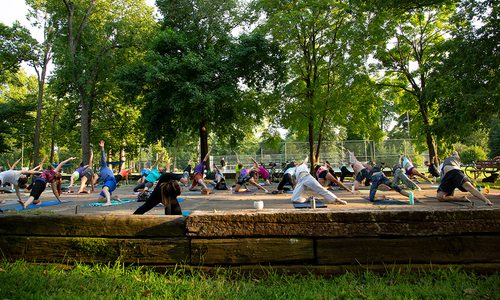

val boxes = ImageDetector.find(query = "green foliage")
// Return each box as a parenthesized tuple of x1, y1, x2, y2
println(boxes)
(0, 261, 499, 299)
(140, 0, 284, 156)
(0, 22, 38, 82)
(489, 119, 500, 158)
(0, 71, 37, 155)
(430, 0, 499, 142)
(459, 145, 488, 164)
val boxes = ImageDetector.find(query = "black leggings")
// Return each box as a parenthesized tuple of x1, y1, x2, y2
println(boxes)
(277, 173, 294, 191)
(30, 179, 47, 200)
(133, 185, 182, 215)
(339, 166, 353, 182)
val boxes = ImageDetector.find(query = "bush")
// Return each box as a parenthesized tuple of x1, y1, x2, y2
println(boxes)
(460, 146, 488, 164)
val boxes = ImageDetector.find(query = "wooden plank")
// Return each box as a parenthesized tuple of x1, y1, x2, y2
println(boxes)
(317, 236, 500, 265)
(186, 209, 500, 237)
(0, 236, 189, 264)
(0, 215, 186, 237)
(191, 238, 313, 265)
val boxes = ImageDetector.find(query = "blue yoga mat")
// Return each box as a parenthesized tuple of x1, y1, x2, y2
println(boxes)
(372, 199, 408, 205)
(293, 199, 327, 209)
(81, 199, 134, 207)
(161, 211, 192, 216)
(0, 200, 69, 212)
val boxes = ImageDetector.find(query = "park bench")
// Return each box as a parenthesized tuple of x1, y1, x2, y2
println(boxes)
(464, 160, 499, 180)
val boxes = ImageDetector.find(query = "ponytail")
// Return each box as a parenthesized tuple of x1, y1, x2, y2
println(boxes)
(159, 180, 181, 208)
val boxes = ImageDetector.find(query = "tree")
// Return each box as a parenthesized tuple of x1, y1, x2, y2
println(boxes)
(141, 0, 284, 162)
(0, 22, 38, 82)
(254, 0, 380, 169)
(0, 71, 37, 157)
(25, 0, 56, 166)
(373, 3, 454, 163)
(430, 0, 499, 145)
(49, 0, 155, 164)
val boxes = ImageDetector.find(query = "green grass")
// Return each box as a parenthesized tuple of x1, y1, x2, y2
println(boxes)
(0, 261, 498, 299)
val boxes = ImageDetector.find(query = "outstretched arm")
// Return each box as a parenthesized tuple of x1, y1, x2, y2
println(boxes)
(54, 157, 76, 173)
(9, 158, 21, 170)
(30, 156, 47, 172)
(251, 158, 259, 168)
(202, 149, 211, 162)
(234, 151, 241, 164)
(151, 152, 164, 170)
(51, 182, 62, 202)
(88, 150, 94, 168)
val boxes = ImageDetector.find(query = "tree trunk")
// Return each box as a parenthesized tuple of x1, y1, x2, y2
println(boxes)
(49, 97, 60, 163)
(80, 96, 91, 165)
(308, 120, 315, 173)
(199, 119, 209, 165)
(32, 75, 45, 167)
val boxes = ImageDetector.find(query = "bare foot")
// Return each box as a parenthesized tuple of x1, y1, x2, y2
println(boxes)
(0, 199, 5, 204)
(34, 201, 43, 206)
(102, 202, 112, 207)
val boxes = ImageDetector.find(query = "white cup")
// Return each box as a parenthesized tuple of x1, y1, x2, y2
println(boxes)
(254, 200, 264, 210)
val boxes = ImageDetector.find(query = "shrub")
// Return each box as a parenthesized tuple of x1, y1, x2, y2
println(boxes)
(460, 146, 488, 164)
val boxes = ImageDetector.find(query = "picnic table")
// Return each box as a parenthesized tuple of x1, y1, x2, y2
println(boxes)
(464, 160, 499, 180)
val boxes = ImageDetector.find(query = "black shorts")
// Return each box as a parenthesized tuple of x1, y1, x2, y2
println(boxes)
(82, 168, 94, 180)
(438, 169, 470, 194)
(355, 169, 369, 183)
(318, 170, 329, 179)
(30, 179, 47, 200)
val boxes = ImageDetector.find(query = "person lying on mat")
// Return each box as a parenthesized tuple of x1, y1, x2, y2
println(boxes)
(436, 152, 493, 206)
(134, 172, 187, 215)
(291, 155, 346, 205)
(19, 156, 76, 208)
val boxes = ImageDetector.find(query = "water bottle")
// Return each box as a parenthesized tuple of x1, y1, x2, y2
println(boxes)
(408, 192, 414, 205)
(311, 197, 316, 209)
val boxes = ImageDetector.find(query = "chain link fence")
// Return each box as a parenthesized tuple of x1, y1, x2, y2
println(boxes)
(126, 139, 423, 173)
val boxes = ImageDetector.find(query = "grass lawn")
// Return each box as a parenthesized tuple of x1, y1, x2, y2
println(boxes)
(0, 261, 498, 299)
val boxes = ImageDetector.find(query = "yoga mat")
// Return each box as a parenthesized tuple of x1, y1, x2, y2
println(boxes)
(372, 199, 408, 205)
(81, 199, 134, 207)
(233, 190, 255, 194)
(162, 211, 192, 216)
(182, 190, 213, 195)
(293, 199, 327, 209)
(0, 200, 69, 212)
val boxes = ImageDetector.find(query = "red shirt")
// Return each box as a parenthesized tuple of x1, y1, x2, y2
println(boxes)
(40, 169, 57, 183)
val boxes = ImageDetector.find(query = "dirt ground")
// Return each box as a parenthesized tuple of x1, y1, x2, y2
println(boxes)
(0, 179, 498, 215)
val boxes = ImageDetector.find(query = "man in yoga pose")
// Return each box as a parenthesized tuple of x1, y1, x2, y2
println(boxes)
(189, 150, 211, 194)
(234, 164, 269, 193)
(392, 163, 422, 190)
(400, 155, 433, 184)
(19, 157, 76, 208)
(272, 161, 296, 194)
(315, 162, 353, 193)
(291, 155, 346, 205)
(133, 153, 164, 192)
(76, 151, 97, 194)
(365, 170, 415, 202)
(96, 140, 119, 206)
(133, 172, 185, 215)
(348, 150, 372, 190)
(0, 165, 41, 204)
(437, 152, 493, 206)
